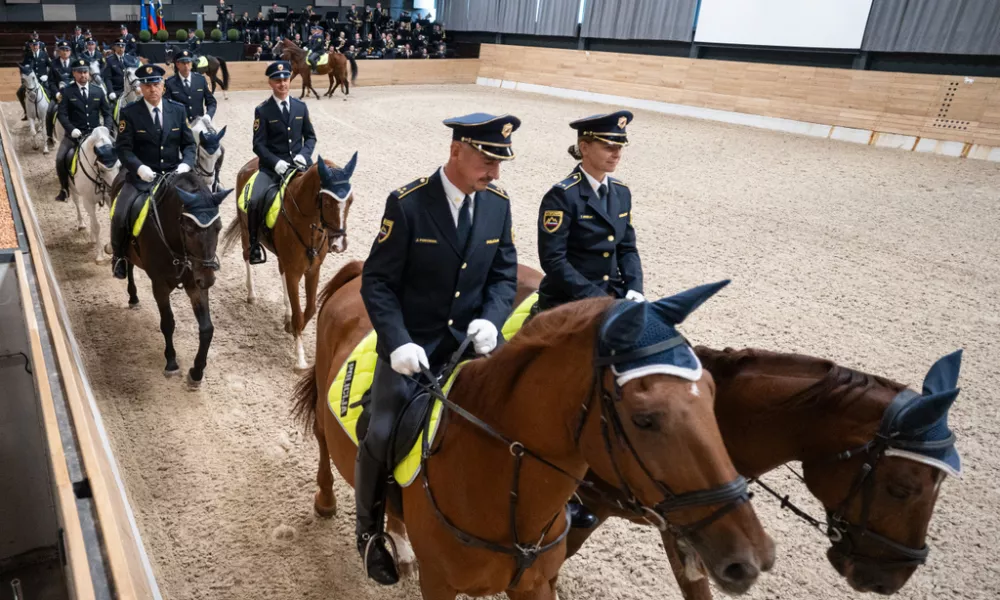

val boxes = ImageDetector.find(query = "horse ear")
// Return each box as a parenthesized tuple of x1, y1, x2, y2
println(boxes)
(175, 187, 200, 206)
(922, 349, 963, 398)
(216, 126, 227, 140)
(212, 188, 233, 206)
(600, 301, 647, 351)
(649, 279, 731, 325)
(891, 350, 963, 435)
(343, 151, 358, 178)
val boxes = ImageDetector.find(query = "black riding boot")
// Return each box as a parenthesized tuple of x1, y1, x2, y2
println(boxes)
(567, 502, 599, 529)
(247, 199, 266, 265)
(354, 445, 399, 586)
(110, 204, 129, 280)
(55, 160, 69, 203)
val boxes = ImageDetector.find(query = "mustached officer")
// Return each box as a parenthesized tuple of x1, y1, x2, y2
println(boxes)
(246, 60, 317, 265)
(164, 50, 217, 121)
(357, 114, 520, 584)
(537, 110, 643, 314)
(54, 59, 113, 203)
(111, 64, 196, 279)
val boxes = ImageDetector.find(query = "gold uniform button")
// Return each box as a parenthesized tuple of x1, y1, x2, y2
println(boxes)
(607, 235, 614, 241)
(287, 127, 291, 131)
(448, 319, 454, 326)
(454, 291, 461, 298)
(603, 252, 609, 258)
(461, 262, 467, 269)
(160, 146, 164, 150)
(603, 275, 609, 281)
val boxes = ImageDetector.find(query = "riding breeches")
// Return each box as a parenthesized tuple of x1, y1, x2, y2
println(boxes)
(247, 168, 279, 245)
(55, 136, 75, 192)
(111, 182, 147, 258)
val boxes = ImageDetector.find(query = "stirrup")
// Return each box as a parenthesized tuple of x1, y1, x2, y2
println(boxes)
(362, 531, 399, 580)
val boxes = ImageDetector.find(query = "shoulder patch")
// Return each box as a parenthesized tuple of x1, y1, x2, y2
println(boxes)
(557, 172, 582, 191)
(486, 182, 509, 200)
(610, 178, 629, 189)
(392, 177, 430, 200)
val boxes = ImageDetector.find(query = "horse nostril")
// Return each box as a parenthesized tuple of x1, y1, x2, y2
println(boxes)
(720, 561, 758, 584)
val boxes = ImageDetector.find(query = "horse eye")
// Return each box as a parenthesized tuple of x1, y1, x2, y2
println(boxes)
(885, 483, 919, 500)
(631, 413, 659, 431)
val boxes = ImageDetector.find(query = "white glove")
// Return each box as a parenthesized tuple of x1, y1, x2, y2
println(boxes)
(293, 154, 307, 168)
(466, 319, 498, 355)
(389, 343, 429, 376)
(137, 165, 156, 182)
(70, 128, 82, 139)
(58, 81, 66, 89)
(625, 290, 646, 302)
(40, 75, 48, 82)
(274, 160, 290, 176)
(109, 92, 117, 100)
(175, 163, 191, 174)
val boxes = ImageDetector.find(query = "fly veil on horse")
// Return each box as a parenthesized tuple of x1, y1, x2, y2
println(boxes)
(66, 126, 120, 263)
(279, 38, 358, 100)
(165, 44, 230, 100)
(110, 171, 232, 388)
(18, 65, 50, 152)
(562, 343, 964, 596)
(188, 115, 227, 192)
(222, 153, 358, 371)
(293, 265, 775, 598)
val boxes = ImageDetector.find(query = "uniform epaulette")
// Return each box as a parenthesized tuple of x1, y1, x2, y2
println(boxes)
(391, 177, 430, 199)
(610, 177, 629, 189)
(257, 99, 268, 108)
(486, 182, 509, 200)
(166, 99, 185, 108)
(556, 172, 582, 191)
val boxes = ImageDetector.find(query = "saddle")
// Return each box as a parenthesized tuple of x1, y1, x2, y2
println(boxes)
(326, 292, 539, 487)
(110, 177, 167, 238)
(195, 56, 209, 69)
(237, 169, 296, 231)
(309, 53, 329, 71)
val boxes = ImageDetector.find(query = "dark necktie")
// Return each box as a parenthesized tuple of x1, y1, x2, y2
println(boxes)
(184, 78, 190, 91)
(456, 195, 472, 251)
(81, 86, 87, 101)
(152, 107, 161, 131)
(281, 100, 289, 122)
(598, 183, 609, 215)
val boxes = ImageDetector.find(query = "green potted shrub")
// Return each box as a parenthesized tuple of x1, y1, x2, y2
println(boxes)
(227, 28, 240, 42)
(195, 29, 205, 40)
(211, 28, 223, 41)
(176, 28, 188, 42)
(156, 29, 169, 42)
(139, 30, 151, 43)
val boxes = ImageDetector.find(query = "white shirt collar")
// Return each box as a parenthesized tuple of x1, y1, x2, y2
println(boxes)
(439, 166, 474, 206)
(273, 94, 290, 107)
(144, 99, 163, 117)
(579, 164, 609, 194)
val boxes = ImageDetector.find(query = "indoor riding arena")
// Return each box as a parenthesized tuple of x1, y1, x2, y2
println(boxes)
(1, 2, 998, 600)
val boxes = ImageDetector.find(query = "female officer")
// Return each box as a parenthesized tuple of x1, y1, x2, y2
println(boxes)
(536, 110, 644, 311)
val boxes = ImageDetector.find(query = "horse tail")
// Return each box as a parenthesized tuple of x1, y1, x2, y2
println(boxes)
(318, 260, 363, 308)
(349, 55, 358, 83)
(291, 365, 318, 432)
(221, 216, 242, 255)
(218, 58, 230, 90)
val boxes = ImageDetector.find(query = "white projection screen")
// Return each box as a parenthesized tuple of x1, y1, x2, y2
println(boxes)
(694, 0, 875, 50)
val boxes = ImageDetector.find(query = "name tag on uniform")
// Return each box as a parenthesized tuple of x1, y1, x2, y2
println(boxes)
(619, 211, 629, 218)
(137, 129, 147, 133)
(269, 119, 278, 123)
(485, 238, 500, 245)
(580, 214, 594, 219)
(295, 116, 303, 120)
(415, 238, 437, 244)
(196, 88, 204, 92)
(171, 128, 179, 132)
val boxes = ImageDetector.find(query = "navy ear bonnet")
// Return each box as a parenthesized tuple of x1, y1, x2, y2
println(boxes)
(598, 280, 730, 384)
(883, 349, 963, 477)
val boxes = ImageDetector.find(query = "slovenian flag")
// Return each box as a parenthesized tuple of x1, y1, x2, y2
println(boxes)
(157, 0, 165, 31)
(147, 0, 159, 34)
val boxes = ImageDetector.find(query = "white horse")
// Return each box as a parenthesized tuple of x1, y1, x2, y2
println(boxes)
(188, 115, 227, 192)
(112, 64, 142, 127)
(68, 126, 120, 263)
(19, 67, 51, 152)
(88, 59, 108, 95)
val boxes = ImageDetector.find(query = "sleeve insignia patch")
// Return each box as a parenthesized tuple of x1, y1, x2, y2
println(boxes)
(378, 218, 394, 243)
(253, 118, 260, 132)
(118, 119, 126, 133)
(542, 210, 563, 234)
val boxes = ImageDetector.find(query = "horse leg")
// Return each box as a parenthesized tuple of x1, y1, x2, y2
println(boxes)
(416, 565, 457, 600)
(302, 264, 320, 326)
(152, 282, 180, 376)
(184, 285, 214, 388)
(325, 73, 335, 97)
(88, 195, 104, 263)
(244, 258, 257, 304)
(665, 533, 713, 600)
(313, 418, 337, 518)
(564, 502, 612, 559)
(280, 269, 293, 333)
(283, 269, 308, 372)
(126, 262, 139, 308)
(386, 516, 418, 579)
(72, 186, 86, 231)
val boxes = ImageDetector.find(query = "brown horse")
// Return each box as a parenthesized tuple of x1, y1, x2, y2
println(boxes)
(567, 346, 963, 597)
(110, 172, 232, 388)
(279, 39, 359, 100)
(292, 261, 775, 599)
(164, 45, 231, 99)
(222, 154, 357, 371)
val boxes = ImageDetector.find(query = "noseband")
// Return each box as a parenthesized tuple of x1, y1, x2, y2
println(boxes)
(146, 173, 221, 282)
(278, 168, 347, 263)
(753, 389, 935, 569)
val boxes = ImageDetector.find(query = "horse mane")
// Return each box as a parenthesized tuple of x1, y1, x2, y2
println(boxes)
(696, 346, 906, 412)
(452, 297, 614, 421)
(281, 39, 306, 60)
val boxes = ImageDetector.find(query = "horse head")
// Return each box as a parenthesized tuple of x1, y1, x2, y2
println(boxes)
(164, 44, 175, 65)
(589, 280, 773, 593)
(802, 350, 963, 595)
(174, 177, 232, 289)
(315, 152, 357, 253)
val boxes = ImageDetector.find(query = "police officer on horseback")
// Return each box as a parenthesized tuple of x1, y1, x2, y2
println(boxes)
(111, 64, 196, 279)
(18, 38, 50, 122)
(80, 39, 103, 69)
(307, 24, 325, 67)
(164, 50, 217, 121)
(357, 113, 520, 585)
(54, 59, 114, 203)
(48, 42, 76, 100)
(103, 39, 130, 100)
(537, 111, 644, 311)
(246, 61, 317, 265)
(119, 25, 138, 56)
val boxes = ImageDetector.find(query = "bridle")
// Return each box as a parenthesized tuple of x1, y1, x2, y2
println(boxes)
(23, 74, 46, 110)
(276, 167, 347, 264)
(751, 389, 936, 569)
(193, 125, 223, 192)
(73, 131, 115, 207)
(145, 172, 221, 282)
(409, 317, 749, 589)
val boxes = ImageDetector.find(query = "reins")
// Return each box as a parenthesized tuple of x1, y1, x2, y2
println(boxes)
(273, 166, 345, 264)
(73, 133, 112, 207)
(145, 172, 221, 283)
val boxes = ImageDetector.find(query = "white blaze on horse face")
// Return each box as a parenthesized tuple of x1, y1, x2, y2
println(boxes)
(690, 382, 700, 397)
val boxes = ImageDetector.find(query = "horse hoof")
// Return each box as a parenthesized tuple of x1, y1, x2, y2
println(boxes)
(186, 373, 203, 390)
(128, 300, 140, 310)
(78, 224, 86, 232)
(164, 367, 182, 378)
(314, 494, 336, 518)
(293, 362, 309, 374)
(103, 243, 113, 255)
(284, 321, 293, 335)
(398, 560, 419, 579)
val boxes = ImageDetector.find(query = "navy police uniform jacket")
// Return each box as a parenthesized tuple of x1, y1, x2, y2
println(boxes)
(164, 72, 217, 120)
(116, 100, 196, 187)
(102, 54, 127, 95)
(57, 83, 113, 138)
(79, 50, 103, 68)
(23, 50, 50, 77)
(48, 58, 75, 93)
(122, 34, 138, 56)
(361, 170, 518, 364)
(537, 165, 643, 306)
(252, 96, 317, 175)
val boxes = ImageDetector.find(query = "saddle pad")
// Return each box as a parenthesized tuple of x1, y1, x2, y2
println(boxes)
(326, 296, 536, 487)
(196, 56, 208, 69)
(314, 53, 329, 67)
(238, 170, 291, 229)
(69, 145, 80, 177)
(109, 179, 164, 237)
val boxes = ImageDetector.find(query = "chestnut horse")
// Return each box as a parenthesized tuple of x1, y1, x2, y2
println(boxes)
(566, 347, 963, 597)
(222, 154, 358, 370)
(279, 39, 359, 100)
(292, 261, 775, 599)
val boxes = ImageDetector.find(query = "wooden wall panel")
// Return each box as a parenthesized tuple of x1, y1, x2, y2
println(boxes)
(479, 45, 1000, 147)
